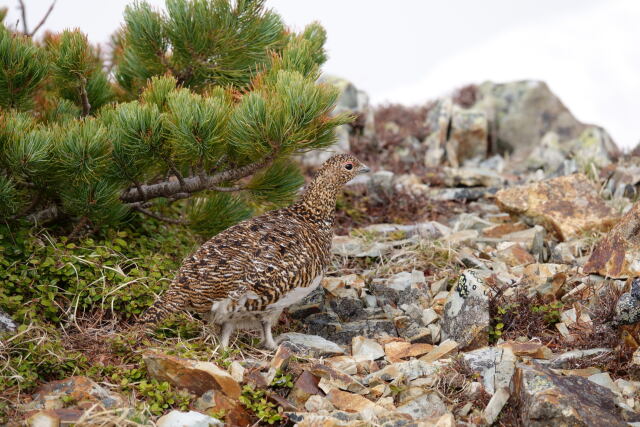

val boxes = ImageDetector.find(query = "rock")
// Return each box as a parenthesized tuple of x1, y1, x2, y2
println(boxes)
(548, 348, 613, 369)
(612, 280, 640, 326)
(384, 341, 434, 363)
(424, 98, 453, 167)
(351, 336, 384, 362)
(498, 340, 551, 359)
(441, 270, 489, 350)
(483, 387, 510, 425)
(495, 174, 618, 241)
(25, 409, 84, 427)
(445, 105, 489, 167)
(419, 339, 459, 363)
(28, 376, 124, 411)
(584, 199, 640, 278)
(462, 347, 516, 395)
(475, 80, 586, 156)
(277, 332, 345, 357)
(588, 372, 622, 396)
(364, 360, 443, 385)
(323, 275, 365, 299)
(194, 389, 252, 426)
(310, 363, 367, 394)
(156, 410, 223, 427)
(0, 308, 16, 335)
(527, 131, 568, 172)
(304, 314, 398, 345)
(519, 263, 569, 297)
(305, 395, 335, 412)
(288, 371, 322, 408)
(143, 352, 240, 398)
(495, 242, 536, 267)
(326, 389, 383, 413)
(396, 392, 447, 420)
(332, 235, 413, 258)
(570, 126, 620, 170)
(443, 166, 503, 188)
(516, 363, 636, 426)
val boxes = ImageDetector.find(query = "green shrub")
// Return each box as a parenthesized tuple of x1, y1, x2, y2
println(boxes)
(0, 217, 197, 324)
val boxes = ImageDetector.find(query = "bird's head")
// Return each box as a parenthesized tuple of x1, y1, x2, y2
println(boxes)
(319, 154, 370, 186)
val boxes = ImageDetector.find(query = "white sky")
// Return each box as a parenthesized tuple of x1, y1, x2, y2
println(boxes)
(5, 0, 640, 148)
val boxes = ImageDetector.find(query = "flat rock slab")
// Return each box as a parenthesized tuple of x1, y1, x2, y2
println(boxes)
(441, 270, 489, 350)
(516, 363, 638, 426)
(277, 333, 345, 357)
(156, 410, 223, 427)
(143, 352, 240, 398)
(28, 376, 124, 411)
(495, 174, 618, 241)
(584, 200, 640, 278)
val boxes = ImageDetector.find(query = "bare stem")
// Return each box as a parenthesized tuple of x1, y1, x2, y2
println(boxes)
(17, 0, 28, 35)
(133, 206, 187, 225)
(29, 1, 56, 37)
(79, 77, 91, 116)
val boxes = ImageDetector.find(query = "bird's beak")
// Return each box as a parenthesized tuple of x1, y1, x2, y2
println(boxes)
(359, 165, 371, 174)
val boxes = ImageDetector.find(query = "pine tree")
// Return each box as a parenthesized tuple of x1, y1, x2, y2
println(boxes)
(0, 0, 350, 236)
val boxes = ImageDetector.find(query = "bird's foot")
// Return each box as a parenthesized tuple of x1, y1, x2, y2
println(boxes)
(260, 337, 278, 351)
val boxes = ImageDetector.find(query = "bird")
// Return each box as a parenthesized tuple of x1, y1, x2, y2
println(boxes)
(612, 277, 640, 327)
(139, 154, 370, 349)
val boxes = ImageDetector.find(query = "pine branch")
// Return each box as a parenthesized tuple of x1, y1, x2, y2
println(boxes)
(29, 1, 56, 37)
(120, 154, 275, 203)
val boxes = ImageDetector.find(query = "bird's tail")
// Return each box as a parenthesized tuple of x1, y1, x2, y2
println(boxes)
(138, 287, 185, 328)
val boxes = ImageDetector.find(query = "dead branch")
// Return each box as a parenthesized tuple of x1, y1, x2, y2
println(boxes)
(17, 0, 28, 35)
(120, 154, 274, 203)
(29, 0, 56, 37)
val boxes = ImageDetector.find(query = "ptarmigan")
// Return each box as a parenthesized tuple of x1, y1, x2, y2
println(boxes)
(140, 154, 369, 349)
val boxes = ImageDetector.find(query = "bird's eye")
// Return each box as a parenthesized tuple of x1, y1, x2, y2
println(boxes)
(345, 163, 353, 170)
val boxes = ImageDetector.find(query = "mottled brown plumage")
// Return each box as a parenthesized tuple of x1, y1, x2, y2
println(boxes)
(140, 154, 369, 349)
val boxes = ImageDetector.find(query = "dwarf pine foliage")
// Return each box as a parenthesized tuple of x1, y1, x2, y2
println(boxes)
(0, 0, 349, 236)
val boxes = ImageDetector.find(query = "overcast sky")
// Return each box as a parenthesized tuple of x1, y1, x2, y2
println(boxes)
(5, 0, 640, 148)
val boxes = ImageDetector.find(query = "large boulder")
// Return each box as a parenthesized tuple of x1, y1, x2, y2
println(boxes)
(441, 270, 490, 350)
(495, 174, 618, 241)
(516, 363, 638, 426)
(475, 80, 586, 156)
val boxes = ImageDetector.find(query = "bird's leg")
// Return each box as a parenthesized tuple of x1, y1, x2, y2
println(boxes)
(260, 319, 277, 350)
(219, 322, 235, 349)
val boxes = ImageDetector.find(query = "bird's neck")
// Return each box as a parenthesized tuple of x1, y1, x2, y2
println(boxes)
(294, 175, 341, 225)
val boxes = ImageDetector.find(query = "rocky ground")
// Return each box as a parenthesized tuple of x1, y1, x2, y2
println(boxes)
(8, 79, 640, 426)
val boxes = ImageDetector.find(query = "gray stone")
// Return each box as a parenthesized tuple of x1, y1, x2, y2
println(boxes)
(547, 348, 613, 369)
(0, 308, 16, 334)
(475, 80, 587, 156)
(277, 333, 345, 357)
(305, 313, 398, 345)
(396, 392, 447, 420)
(441, 270, 489, 350)
(424, 98, 453, 167)
(445, 105, 489, 167)
(517, 363, 637, 426)
(156, 410, 224, 427)
(462, 347, 516, 395)
(365, 360, 445, 384)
